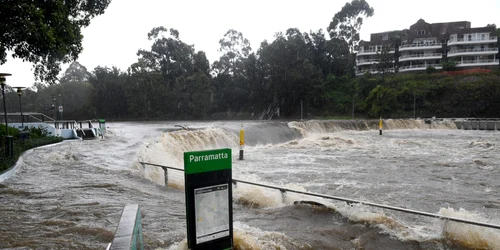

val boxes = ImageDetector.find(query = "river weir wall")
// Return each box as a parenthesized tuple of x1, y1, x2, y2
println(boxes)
(453, 119, 500, 131)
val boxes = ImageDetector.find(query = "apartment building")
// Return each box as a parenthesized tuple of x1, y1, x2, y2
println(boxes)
(356, 19, 499, 76)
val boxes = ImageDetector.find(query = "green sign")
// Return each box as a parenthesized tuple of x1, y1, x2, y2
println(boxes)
(184, 148, 233, 250)
(184, 148, 231, 174)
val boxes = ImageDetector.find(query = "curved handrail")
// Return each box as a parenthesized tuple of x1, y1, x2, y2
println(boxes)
(139, 161, 500, 230)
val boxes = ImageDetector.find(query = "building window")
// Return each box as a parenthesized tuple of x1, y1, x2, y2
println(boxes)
(468, 34, 472, 41)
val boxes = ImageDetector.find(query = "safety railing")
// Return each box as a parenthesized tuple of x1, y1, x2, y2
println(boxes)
(448, 48, 498, 55)
(139, 161, 500, 231)
(399, 53, 442, 59)
(399, 43, 442, 49)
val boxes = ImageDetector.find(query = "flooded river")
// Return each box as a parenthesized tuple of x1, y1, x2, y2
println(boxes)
(1, 119, 500, 249)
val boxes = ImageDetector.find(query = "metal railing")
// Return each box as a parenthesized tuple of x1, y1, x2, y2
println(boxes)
(399, 43, 442, 49)
(356, 59, 379, 64)
(456, 59, 499, 65)
(448, 48, 498, 55)
(399, 53, 442, 59)
(448, 36, 497, 44)
(139, 161, 500, 231)
(399, 64, 442, 71)
(358, 49, 395, 54)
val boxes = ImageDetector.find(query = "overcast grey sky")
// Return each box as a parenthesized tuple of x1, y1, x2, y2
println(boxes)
(1, 0, 499, 88)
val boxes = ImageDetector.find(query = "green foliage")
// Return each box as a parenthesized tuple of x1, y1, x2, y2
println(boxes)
(375, 45, 395, 77)
(5, 1, 500, 121)
(0, 132, 63, 173)
(442, 61, 457, 71)
(27, 126, 49, 139)
(327, 0, 374, 53)
(426, 66, 437, 74)
(0, 0, 111, 84)
(0, 125, 20, 138)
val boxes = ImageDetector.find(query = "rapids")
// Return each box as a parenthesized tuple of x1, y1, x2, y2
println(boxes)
(1, 119, 500, 249)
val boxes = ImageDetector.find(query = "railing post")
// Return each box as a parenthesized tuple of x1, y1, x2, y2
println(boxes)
(279, 189, 286, 203)
(161, 167, 168, 187)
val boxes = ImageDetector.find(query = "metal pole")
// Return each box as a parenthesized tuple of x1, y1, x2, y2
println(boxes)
(351, 98, 355, 119)
(19, 94, 23, 128)
(300, 100, 303, 121)
(239, 124, 244, 160)
(413, 93, 416, 119)
(16, 88, 24, 128)
(1, 73, 13, 158)
(52, 96, 56, 124)
(1, 83, 7, 136)
(59, 94, 63, 121)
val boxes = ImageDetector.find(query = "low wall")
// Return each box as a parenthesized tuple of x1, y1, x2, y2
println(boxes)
(109, 204, 144, 250)
(456, 120, 499, 130)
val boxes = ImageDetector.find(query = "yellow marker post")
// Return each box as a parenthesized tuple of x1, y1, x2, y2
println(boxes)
(239, 124, 245, 160)
(379, 117, 383, 135)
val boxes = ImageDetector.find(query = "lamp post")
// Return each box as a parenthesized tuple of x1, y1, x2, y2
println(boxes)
(58, 94, 63, 121)
(15, 87, 25, 128)
(51, 95, 56, 122)
(0, 73, 13, 158)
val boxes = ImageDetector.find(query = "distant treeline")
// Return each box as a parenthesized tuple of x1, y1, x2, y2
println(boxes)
(3, 58, 500, 121)
(1, 0, 499, 120)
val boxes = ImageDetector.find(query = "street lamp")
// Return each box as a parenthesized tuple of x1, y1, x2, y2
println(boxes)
(51, 95, 56, 122)
(15, 87, 26, 128)
(0, 73, 13, 158)
(58, 93, 63, 121)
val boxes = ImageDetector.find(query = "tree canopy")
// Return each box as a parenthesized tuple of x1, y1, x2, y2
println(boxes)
(0, 0, 111, 84)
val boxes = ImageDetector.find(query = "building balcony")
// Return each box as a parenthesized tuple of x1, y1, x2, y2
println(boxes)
(447, 48, 498, 57)
(356, 68, 395, 76)
(356, 59, 379, 65)
(357, 49, 395, 56)
(399, 53, 442, 62)
(399, 64, 442, 72)
(399, 43, 443, 51)
(448, 36, 497, 46)
(456, 59, 499, 67)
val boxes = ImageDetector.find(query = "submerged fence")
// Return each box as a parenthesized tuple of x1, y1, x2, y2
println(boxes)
(138, 161, 500, 231)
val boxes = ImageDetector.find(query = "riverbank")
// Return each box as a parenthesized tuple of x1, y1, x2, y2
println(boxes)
(0, 125, 63, 174)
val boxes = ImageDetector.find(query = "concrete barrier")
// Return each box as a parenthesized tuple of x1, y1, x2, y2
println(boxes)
(471, 121, 479, 130)
(109, 204, 144, 250)
(479, 121, 487, 130)
(487, 121, 495, 130)
(454, 121, 463, 129)
(462, 122, 471, 130)
(496, 122, 500, 131)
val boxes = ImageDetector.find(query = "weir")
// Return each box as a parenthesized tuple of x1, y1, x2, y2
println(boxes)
(454, 118, 500, 131)
(138, 161, 500, 231)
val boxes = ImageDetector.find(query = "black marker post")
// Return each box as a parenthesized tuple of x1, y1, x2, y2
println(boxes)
(184, 148, 233, 250)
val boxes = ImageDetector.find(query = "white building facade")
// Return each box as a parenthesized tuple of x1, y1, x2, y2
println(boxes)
(356, 19, 499, 76)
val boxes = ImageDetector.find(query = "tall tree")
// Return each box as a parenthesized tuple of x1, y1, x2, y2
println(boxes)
(0, 0, 111, 84)
(89, 66, 128, 119)
(258, 29, 323, 117)
(375, 45, 395, 78)
(212, 29, 252, 114)
(60, 61, 92, 84)
(213, 29, 252, 76)
(327, 0, 374, 54)
(134, 27, 195, 90)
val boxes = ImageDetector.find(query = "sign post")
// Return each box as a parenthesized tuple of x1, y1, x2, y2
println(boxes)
(184, 148, 233, 250)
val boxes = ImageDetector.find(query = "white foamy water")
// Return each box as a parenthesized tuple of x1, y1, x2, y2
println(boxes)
(2, 119, 500, 249)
